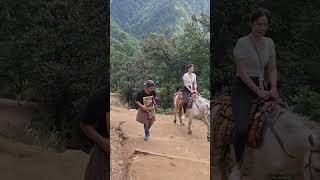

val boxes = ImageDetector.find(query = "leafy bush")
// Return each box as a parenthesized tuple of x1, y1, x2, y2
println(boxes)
(290, 86, 320, 121)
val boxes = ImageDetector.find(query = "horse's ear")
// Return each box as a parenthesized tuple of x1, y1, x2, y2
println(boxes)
(308, 134, 315, 147)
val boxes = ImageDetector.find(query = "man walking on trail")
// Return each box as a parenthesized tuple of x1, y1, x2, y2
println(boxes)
(80, 87, 110, 180)
(135, 80, 157, 141)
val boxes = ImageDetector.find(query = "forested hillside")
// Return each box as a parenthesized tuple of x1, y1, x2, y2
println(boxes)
(111, 0, 209, 37)
(0, 0, 109, 150)
(110, 0, 210, 111)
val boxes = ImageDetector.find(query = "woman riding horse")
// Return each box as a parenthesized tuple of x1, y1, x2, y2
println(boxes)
(182, 64, 197, 118)
(231, 8, 278, 179)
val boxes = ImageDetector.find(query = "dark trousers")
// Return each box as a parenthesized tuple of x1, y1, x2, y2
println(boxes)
(182, 86, 191, 113)
(232, 77, 259, 163)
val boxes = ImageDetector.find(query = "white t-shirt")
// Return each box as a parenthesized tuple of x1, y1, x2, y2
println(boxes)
(233, 35, 276, 77)
(183, 73, 196, 90)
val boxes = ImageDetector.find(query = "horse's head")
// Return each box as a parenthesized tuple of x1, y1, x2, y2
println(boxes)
(304, 134, 320, 180)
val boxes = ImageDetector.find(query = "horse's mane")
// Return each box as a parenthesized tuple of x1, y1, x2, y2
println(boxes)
(195, 94, 210, 104)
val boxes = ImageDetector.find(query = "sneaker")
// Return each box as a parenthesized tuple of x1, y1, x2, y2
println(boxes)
(182, 114, 185, 119)
(144, 135, 149, 141)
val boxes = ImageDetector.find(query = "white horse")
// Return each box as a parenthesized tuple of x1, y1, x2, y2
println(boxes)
(211, 105, 320, 180)
(173, 93, 210, 141)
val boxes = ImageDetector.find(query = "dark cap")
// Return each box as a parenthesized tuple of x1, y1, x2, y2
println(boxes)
(144, 80, 155, 87)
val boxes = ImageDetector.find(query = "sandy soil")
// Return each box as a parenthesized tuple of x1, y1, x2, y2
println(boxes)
(110, 93, 210, 180)
(0, 98, 89, 180)
(1, 95, 318, 180)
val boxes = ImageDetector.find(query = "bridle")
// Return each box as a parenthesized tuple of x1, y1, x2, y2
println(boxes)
(306, 149, 320, 180)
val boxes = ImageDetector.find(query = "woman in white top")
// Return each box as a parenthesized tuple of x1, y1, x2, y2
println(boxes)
(182, 64, 197, 114)
(231, 8, 278, 178)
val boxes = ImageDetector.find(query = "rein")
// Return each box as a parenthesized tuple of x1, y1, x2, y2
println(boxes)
(193, 95, 210, 115)
(261, 99, 296, 159)
(263, 110, 295, 159)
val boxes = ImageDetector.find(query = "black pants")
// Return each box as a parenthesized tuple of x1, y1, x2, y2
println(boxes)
(182, 86, 191, 113)
(232, 77, 259, 163)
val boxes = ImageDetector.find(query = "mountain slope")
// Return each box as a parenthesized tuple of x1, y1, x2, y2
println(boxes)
(111, 0, 209, 37)
(110, 18, 138, 45)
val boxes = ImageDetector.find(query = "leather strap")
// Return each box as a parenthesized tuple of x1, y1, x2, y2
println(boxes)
(263, 109, 295, 159)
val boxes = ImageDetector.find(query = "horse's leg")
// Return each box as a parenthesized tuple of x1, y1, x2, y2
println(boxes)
(204, 115, 210, 142)
(187, 110, 192, 135)
(179, 108, 184, 125)
(212, 145, 229, 180)
(173, 107, 177, 124)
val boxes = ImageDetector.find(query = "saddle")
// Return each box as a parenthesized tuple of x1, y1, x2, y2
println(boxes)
(174, 91, 196, 110)
(211, 95, 287, 148)
(187, 93, 197, 109)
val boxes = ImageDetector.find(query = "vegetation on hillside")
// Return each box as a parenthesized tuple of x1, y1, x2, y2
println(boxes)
(110, 1, 210, 112)
(0, 0, 109, 151)
(111, 0, 209, 37)
(111, 21, 210, 111)
(211, 0, 320, 120)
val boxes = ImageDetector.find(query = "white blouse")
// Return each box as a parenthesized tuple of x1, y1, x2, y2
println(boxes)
(183, 73, 196, 90)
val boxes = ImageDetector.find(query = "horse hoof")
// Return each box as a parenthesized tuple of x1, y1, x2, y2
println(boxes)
(188, 131, 192, 135)
(173, 120, 176, 123)
(181, 123, 185, 126)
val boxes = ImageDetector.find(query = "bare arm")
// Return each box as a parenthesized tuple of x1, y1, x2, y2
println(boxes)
(194, 76, 198, 91)
(267, 58, 277, 89)
(135, 101, 146, 110)
(183, 80, 192, 91)
(235, 58, 260, 93)
(268, 39, 277, 90)
(80, 122, 108, 151)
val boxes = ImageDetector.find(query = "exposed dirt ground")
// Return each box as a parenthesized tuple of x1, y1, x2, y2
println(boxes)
(110, 93, 210, 180)
(0, 98, 89, 180)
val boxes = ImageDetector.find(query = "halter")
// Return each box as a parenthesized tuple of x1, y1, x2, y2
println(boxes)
(306, 149, 320, 180)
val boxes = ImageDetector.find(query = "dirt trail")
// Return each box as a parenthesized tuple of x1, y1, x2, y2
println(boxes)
(0, 98, 89, 180)
(110, 93, 210, 180)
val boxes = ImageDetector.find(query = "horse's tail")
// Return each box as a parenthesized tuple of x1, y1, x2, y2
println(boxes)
(173, 91, 183, 111)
